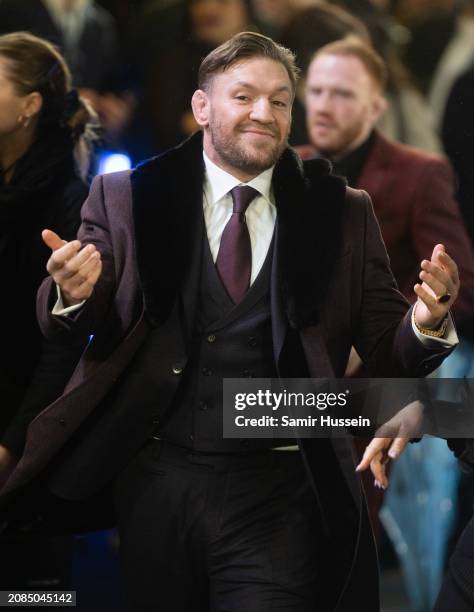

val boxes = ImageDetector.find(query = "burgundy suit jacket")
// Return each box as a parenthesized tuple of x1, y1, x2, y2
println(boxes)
(298, 131, 474, 337)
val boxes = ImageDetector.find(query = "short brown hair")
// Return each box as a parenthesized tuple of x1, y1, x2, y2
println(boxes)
(311, 37, 387, 90)
(198, 31, 300, 94)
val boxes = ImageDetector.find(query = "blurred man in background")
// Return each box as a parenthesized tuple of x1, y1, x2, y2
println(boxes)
(299, 38, 474, 343)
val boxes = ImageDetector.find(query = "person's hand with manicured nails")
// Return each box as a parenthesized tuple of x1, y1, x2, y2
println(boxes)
(356, 243, 460, 488)
(42, 229, 102, 307)
(357, 401, 425, 490)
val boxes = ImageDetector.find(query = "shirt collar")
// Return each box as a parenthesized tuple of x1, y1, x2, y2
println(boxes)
(203, 151, 274, 206)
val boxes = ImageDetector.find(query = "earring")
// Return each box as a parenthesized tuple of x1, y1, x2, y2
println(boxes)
(17, 114, 30, 128)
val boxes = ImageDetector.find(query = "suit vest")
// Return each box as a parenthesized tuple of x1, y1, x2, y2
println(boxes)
(158, 229, 295, 452)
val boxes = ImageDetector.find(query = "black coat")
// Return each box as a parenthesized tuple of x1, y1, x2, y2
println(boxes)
(0, 137, 88, 454)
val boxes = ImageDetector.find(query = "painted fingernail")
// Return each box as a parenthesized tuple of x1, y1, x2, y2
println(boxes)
(355, 464, 362, 472)
(388, 450, 398, 459)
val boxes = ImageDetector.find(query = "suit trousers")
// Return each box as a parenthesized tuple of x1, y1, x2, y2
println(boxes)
(114, 439, 326, 612)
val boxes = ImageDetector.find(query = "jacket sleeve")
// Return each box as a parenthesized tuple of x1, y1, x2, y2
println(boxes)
(36, 175, 117, 343)
(353, 190, 454, 377)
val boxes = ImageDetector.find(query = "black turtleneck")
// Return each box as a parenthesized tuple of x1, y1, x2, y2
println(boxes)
(329, 130, 376, 187)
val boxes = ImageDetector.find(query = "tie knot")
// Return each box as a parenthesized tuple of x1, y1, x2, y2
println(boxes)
(230, 185, 258, 215)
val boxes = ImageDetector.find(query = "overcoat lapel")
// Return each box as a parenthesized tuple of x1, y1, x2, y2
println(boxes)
(271, 148, 347, 328)
(130, 133, 205, 328)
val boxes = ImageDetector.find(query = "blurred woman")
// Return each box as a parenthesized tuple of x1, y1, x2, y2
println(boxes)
(0, 32, 95, 479)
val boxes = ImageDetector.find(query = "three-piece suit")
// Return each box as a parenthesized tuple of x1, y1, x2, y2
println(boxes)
(1, 133, 453, 610)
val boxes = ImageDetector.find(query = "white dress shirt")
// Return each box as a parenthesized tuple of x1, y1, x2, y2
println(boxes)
(203, 152, 276, 284)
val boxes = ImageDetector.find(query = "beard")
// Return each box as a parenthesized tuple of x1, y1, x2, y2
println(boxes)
(309, 115, 366, 158)
(208, 119, 287, 175)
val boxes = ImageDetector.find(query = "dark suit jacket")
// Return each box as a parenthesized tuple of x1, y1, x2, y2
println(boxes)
(1, 132, 454, 611)
(298, 131, 474, 338)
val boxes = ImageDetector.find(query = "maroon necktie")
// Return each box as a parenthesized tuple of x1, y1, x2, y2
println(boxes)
(216, 185, 258, 304)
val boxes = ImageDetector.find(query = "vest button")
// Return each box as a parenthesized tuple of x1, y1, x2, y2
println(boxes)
(189, 434, 194, 441)
(152, 417, 160, 426)
(198, 401, 208, 411)
(172, 365, 183, 375)
(248, 337, 257, 347)
(242, 370, 252, 377)
(202, 367, 212, 376)
(207, 334, 216, 343)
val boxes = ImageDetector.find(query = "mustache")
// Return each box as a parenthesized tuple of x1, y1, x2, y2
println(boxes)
(239, 123, 280, 137)
(312, 113, 337, 127)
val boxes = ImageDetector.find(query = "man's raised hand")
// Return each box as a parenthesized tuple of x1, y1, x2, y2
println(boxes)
(414, 243, 459, 329)
(42, 229, 102, 307)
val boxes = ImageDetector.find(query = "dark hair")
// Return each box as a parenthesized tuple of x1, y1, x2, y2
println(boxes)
(198, 31, 299, 94)
(280, 4, 369, 75)
(0, 31, 94, 143)
(312, 36, 388, 90)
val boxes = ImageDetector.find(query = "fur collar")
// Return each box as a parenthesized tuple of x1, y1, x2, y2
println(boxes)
(131, 131, 347, 329)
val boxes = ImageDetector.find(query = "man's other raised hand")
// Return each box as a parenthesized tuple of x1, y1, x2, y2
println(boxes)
(414, 243, 459, 329)
(42, 229, 102, 307)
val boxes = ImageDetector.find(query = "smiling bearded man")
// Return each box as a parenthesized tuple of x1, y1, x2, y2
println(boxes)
(197, 52, 292, 177)
(0, 32, 460, 612)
